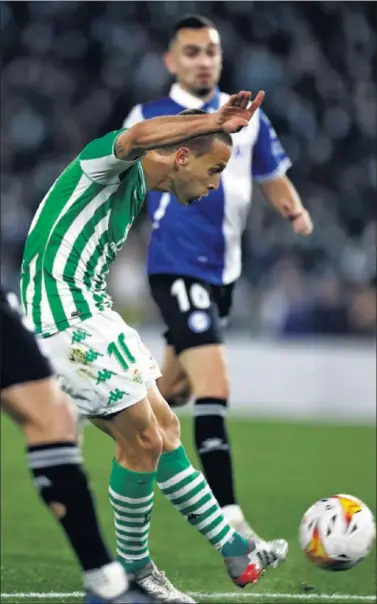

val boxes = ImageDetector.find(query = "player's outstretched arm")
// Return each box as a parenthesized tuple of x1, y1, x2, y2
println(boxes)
(115, 90, 265, 161)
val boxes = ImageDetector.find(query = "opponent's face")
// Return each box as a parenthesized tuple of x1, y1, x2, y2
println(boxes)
(165, 27, 222, 97)
(172, 138, 231, 206)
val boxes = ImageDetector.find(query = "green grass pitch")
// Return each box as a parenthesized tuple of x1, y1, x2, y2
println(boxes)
(1, 415, 376, 603)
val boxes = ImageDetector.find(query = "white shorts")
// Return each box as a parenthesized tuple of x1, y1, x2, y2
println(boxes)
(42, 310, 161, 418)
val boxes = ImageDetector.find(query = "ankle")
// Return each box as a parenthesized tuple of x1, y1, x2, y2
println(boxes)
(220, 532, 249, 558)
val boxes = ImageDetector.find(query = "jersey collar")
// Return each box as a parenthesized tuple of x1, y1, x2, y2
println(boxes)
(169, 83, 221, 112)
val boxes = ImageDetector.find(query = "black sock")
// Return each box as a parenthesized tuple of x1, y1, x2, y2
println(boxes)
(27, 442, 112, 572)
(194, 397, 236, 508)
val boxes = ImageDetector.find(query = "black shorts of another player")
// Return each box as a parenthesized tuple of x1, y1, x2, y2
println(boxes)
(0, 287, 52, 391)
(148, 274, 235, 355)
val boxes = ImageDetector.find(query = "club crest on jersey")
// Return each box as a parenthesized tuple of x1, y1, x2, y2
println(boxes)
(188, 311, 211, 333)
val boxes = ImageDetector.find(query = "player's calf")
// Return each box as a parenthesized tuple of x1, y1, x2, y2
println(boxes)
(93, 400, 162, 575)
(151, 390, 181, 451)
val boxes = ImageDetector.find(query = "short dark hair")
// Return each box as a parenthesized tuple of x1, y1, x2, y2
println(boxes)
(172, 14, 216, 39)
(156, 109, 232, 157)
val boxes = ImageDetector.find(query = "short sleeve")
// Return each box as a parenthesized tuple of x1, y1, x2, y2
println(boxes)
(80, 128, 142, 185)
(252, 110, 292, 182)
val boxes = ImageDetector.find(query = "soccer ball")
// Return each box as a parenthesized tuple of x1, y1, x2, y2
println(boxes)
(299, 494, 375, 571)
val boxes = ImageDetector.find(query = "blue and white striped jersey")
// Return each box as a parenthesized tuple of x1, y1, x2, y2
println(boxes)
(124, 84, 292, 286)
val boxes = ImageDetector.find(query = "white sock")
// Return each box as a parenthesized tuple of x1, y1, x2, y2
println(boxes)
(222, 505, 263, 541)
(84, 561, 129, 599)
(222, 504, 245, 524)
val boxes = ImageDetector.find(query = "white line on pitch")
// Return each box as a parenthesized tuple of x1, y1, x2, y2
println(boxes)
(0, 592, 376, 601)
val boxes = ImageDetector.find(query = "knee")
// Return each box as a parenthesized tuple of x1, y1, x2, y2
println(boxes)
(159, 408, 181, 451)
(139, 421, 163, 463)
(166, 410, 181, 440)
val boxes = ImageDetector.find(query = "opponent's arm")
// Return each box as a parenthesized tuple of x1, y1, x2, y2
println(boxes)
(260, 175, 313, 236)
(115, 90, 265, 161)
(251, 109, 313, 236)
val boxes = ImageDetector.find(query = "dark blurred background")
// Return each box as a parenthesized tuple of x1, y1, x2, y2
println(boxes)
(1, 0, 376, 338)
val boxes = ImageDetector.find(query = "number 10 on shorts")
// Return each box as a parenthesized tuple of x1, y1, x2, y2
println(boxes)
(107, 333, 136, 371)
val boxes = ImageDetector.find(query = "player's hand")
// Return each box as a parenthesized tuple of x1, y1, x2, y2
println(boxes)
(289, 209, 313, 236)
(215, 91, 265, 133)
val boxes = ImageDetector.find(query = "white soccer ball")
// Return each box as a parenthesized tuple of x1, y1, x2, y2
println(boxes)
(299, 494, 376, 571)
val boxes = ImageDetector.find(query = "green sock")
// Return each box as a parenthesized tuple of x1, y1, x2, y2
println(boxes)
(109, 459, 155, 573)
(157, 445, 248, 558)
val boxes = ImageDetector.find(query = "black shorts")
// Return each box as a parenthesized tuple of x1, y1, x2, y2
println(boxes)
(148, 274, 235, 355)
(0, 287, 52, 391)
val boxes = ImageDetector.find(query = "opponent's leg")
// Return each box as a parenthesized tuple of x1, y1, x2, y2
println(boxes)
(149, 385, 288, 588)
(0, 291, 149, 603)
(149, 275, 244, 524)
(180, 343, 238, 509)
(1, 380, 140, 603)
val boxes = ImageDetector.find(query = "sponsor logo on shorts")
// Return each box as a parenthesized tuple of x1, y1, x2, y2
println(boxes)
(96, 369, 116, 385)
(107, 388, 129, 405)
(85, 349, 104, 364)
(188, 311, 211, 333)
(71, 328, 91, 344)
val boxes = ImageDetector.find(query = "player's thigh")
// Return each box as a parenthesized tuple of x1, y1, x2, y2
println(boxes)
(149, 274, 222, 354)
(149, 274, 228, 398)
(212, 281, 236, 328)
(91, 395, 163, 471)
(42, 310, 161, 420)
(157, 344, 191, 403)
(179, 343, 229, 399)
(1, 379, 76, 442)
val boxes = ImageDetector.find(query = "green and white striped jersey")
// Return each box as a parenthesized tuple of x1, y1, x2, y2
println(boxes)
(20, 128, 147, 337)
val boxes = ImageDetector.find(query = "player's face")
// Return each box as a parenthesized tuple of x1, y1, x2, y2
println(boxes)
(172, 139, 231, 206)
(165, 27, 222, 98)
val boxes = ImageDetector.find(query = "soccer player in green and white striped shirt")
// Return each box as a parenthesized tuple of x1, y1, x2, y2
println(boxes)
(21, 91, 287, 602)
